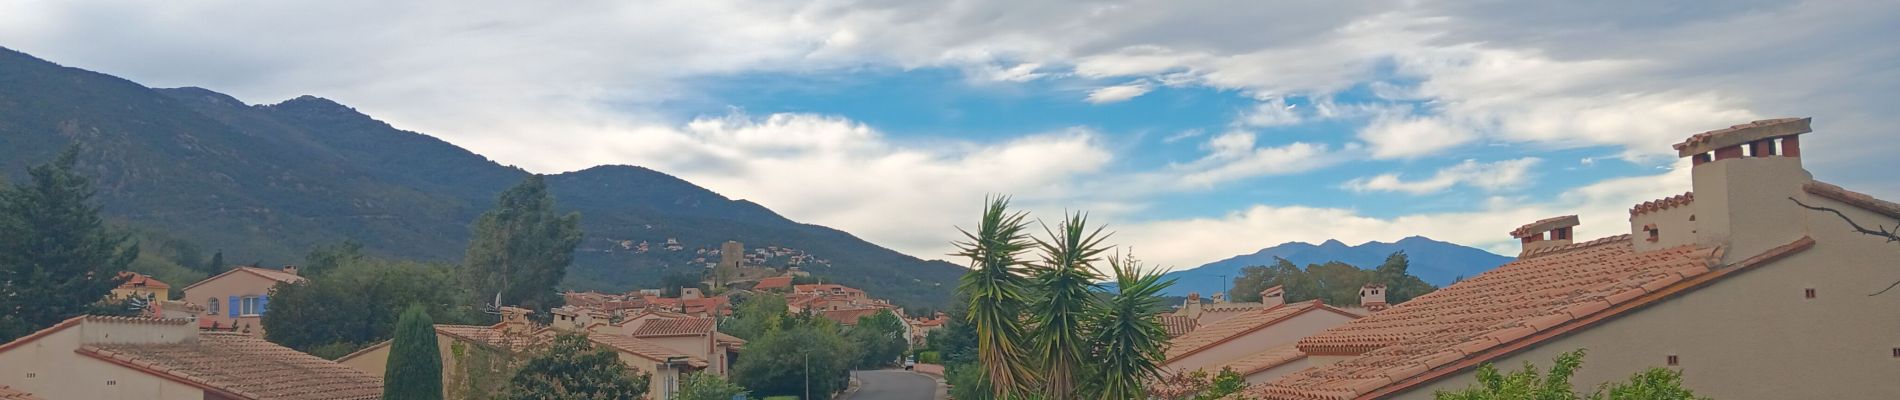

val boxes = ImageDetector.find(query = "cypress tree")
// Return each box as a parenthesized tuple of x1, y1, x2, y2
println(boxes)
(385, 304, 443, 400)
(461, 176, 581, 317)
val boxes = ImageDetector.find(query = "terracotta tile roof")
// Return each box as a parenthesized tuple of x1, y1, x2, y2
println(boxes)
(1166, 301, 1356, 361)
(1158, 315, 1198, 338)
(631, 317, 717, 337)
(78, 332, 382, 400)
(716, 332, 748, 345)
(0, 385, 41, 400)
(1215, 342, 1308, 377)
(820, 307, 887, 326)
(754, 276, 793, 290)
(1805, 181, 1900, 220)
(1203, 302, 1274, 314)
(1629, 192, 1694, 217)
(586, 333, 708, 367)
(182, 266, 306, 292)
(1509, 215, 1579, 238)
(793, 284, 864, 295)
(1259, 236, 1726, 399)
(1672, 117, 1810, 156)
(117, 272, 170, 289)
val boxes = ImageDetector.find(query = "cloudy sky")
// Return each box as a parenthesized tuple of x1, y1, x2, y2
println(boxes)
(4, 0, 1896, 270)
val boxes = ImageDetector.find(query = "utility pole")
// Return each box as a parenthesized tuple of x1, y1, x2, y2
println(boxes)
(804, 351, 811, 400)
(1218, 274, 1229, 297)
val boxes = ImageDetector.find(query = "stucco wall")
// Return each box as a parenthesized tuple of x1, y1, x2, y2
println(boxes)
(1388, 192, 1900, 399)
(1164, 310, 1357, 375)
(0, 325, 204, 400)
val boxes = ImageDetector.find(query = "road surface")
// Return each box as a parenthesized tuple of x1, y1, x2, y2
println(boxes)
(846, 370, 940, 400)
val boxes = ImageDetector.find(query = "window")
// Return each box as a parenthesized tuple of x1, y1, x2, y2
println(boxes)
(1666, 355, 1679, 366)
(1805, 288, 1817, 299)
(207, 298, 220, 315)
(1892, 348, 1899, 358)
(1644, 224, 1660, 242)
(241, 296, 260, 316)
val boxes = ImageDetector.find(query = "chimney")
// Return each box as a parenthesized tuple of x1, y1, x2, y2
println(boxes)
(1360, 283, 1388, 312)
(1511, 215, 1580, 256)
(1182, 292, 1203, 319)
(281, 265, 298, 276)
(1211, 292, 1227, 304)
(1260, 285, 1285, 308)
(551, 306, 582, 331)
(1674, 118, 1814, 264)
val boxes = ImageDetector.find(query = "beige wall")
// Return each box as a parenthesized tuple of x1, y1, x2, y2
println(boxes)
(0, 323, 204, 400)
(1164, 310, 1356, 375)
(183, 271, 286, 335)
(341, 332, 687, 399)
(644, 335, 720, 375)
(1389, 193, 1900, 399)
(1629, 201, 1698, 252)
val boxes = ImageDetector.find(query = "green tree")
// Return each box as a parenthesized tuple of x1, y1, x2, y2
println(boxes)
(463, 176, 582, 317)
(1372, 251, 1435, 304)
(659, 270, 705, 298)
(386, 305, 444, 400)
(1148, 368, 1253, 400)
(264, 257, 465, 356)
(721, 294, 788, 341)
(304, 240, 366, 278)
(1087, 252, 1175, 399)
(0, 147, 139, 342)
(731, 314, 854, 398)
(676, 372, 749, 400)
(1435, 349, 1710, 400)
(952, 196, 1038, 398)
(507, 333, 649, 400)
(203, 250, 225, 274)
(847, 310, 910, 369)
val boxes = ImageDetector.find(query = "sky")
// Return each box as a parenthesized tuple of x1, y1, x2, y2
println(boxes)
(2, 0, 1897, 271)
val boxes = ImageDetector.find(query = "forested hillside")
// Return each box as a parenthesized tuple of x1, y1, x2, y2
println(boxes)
(0, 47, 962, 309)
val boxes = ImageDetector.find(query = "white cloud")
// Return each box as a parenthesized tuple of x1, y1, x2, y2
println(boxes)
(1238, 97, 1301, 127)
(1344, 157, 1542, 194)
(1084, 82, 1153, 104)
(1157, 131, 1343, 189)
(1358, 112, 1477, 159)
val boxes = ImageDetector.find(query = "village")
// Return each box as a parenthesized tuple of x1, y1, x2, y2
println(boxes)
(1, 116, 1896, 399)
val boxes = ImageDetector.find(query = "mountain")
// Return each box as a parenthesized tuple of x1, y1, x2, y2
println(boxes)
(0, 47, 964, 310)
(1156, 236, 1513, 297)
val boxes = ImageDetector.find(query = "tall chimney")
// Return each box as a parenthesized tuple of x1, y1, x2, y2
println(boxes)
(1260, 285, 1285, 308)
(1182, 292, 1203, 319)
(1673, 118, 1814, 264)
(1360, 283, 1388, 312)
(1511, 215, 1581, 256)
(500, 307, 534, 334)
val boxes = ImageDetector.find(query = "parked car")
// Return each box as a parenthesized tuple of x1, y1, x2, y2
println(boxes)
(904, 356, 916, 370)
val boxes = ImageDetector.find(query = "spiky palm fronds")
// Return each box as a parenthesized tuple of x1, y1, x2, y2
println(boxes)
(1088, 252, 1177, 400)
(953, 196, 1039, 398)
(1028, 212, 1109, 399)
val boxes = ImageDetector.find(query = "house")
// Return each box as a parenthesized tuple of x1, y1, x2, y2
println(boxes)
(1172, 286, 1292, 326)
(792, 284, 867, 303)
(626, 317, 744, 377)
(181, 266, 305, 334)
(0, 315, 382, 400)
(1257, 118, 1900, 399)
(753, 275, 793, 291)
(110, 272, 170, 302)
(339, 307, 708, 399)
(1160, 296, 1364, 385)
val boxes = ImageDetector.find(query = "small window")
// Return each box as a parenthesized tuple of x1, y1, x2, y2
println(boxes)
(25, 372, 35, 378)
(1891, 348, 1899, 358)
(106, 380, 116, 386)
(1666, 355, 1679, 366)
(207, 298, 220, 315)
(1805, 288, 1817, 299)
(1644, 224, 1660, 243)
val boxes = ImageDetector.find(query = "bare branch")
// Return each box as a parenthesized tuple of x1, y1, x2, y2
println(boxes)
(1790, 197, 1900, 296)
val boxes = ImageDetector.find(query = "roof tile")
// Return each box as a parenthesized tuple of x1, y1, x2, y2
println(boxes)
(79, 332, 381, 400)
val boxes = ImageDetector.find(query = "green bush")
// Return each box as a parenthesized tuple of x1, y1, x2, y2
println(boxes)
(917, 351, 941, 365)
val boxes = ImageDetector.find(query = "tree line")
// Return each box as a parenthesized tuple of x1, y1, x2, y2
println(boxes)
(1229, 252, 1436, 306)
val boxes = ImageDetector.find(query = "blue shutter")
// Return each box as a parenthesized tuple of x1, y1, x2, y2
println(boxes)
(258, 295, 269, 314)
(228, 295, 239, 318)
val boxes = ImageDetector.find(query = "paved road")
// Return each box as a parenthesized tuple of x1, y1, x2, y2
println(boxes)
(846, 370, 940, 400)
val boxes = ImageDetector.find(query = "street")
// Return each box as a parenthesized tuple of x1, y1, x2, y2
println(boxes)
(844, 370, 940, 400)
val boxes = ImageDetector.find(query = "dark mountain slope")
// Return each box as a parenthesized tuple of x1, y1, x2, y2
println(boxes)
(0, 47, 962, 309)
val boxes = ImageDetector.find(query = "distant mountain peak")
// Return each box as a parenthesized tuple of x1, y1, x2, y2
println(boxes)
(1319, 239, 1348, 247)
(266, 95, 363, 116)
(156, 87, 247, 108)
(1151, 235, 1515, 296)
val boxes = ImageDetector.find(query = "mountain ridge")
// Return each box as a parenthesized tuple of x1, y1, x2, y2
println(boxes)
(1157, 236, 1512, 296)
(0, 46, 963, 309)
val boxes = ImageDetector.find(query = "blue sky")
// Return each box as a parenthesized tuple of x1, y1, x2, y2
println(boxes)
(3, 0, 1894, 270)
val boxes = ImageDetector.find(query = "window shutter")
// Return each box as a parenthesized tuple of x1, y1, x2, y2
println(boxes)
(228, 295, 239, 318)
(259, 295, 269, 314)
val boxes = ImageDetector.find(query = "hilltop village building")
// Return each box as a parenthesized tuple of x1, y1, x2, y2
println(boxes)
(1229, 117, 1900, 399)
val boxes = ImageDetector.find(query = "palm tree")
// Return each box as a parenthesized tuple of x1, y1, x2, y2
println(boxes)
(953, 196, 1038, 398)
(1088, 252, 1176, 399)
(1028, 212, 1109, 399)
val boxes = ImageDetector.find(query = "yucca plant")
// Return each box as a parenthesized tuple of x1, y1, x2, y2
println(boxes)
(953, 196, 1039, 398)
(1028, 212, 1109, 399)
(1088, 252, 1176, 399)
